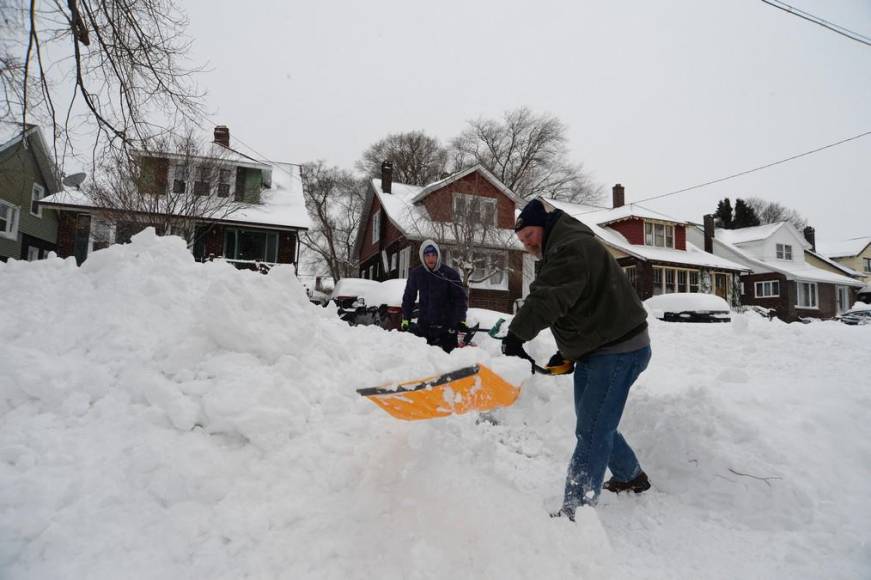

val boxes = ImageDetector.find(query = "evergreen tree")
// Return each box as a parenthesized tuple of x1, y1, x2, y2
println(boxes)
(714, 198, 733, 229)
(733, 198, 761, 228)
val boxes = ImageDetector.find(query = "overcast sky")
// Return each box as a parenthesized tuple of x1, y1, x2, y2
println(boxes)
(182, 0, 871, 241)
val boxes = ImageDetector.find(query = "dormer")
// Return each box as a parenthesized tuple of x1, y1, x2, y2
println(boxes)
(596, 185, 687, 250)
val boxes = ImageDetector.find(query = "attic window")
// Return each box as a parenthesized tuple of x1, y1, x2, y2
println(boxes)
(372, 211, 381, 244)
(217, 169, 232, 197)
(194, 166, 210, 196)
(172, 164, 188, 194)
(30, 183, 45, 217)
(776, 243, 792, 260)
(453, 193, 496, 227)
(644, 222, 674, 248)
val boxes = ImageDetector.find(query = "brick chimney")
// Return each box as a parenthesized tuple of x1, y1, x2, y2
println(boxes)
(612, 183, 625, 208)
(381, 160, 393, 194)
(214, 125, 230, 147)
(703, 214, 715, 253)
(803, 226, 816, 252)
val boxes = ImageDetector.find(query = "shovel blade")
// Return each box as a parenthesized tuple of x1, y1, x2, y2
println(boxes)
(357, 364, 520, 421)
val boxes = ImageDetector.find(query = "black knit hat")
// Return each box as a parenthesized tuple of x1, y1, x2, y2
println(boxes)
(514, 198, 547, 232)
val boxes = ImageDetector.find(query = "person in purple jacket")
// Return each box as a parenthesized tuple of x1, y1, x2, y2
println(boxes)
(401, 239, 468, 353)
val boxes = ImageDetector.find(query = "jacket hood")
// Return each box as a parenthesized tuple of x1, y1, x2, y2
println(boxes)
(419, 238, 442, 270)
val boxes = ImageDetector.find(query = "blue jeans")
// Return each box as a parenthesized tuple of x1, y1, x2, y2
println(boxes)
(564, 346, 652, 509)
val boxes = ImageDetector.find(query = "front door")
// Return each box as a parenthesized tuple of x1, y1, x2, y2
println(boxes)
(713, 273, 729, 301)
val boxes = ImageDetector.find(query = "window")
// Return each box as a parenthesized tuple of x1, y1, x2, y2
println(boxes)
(454, 193, 497, 227)
(27, 246, 40, 261)
(776, 243, 793, 260)
(653, 266, 702, 295)
(224, 229, 278, 263)
(836, 286, 850, 315)
(194, 166, 210, 196)
(217, 169, 232, 197)
(172, 164, 189, 194)
(755, 280, 780, 298)
(399, 247, 411, 278)
(390, 252, 397, 271)
(622, 266, 637, 289)
(372, 211, 381, 244)
(864, 258, 871, 273)
(444, 248, 508, 290)
(796, 282, 818, 309)
(689, 271, 699, 293)
(30, 183, 45, 217)
(92, 220, 113, 251)
(0, 200, 20, 240)
(644, 222, 675, 248)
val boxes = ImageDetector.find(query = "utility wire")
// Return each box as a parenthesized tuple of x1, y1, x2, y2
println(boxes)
(627, 129, 871, 206)
(760, 0, 871, 47)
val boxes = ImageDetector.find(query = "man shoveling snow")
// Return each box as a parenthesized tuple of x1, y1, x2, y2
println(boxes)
(503, 198, 653, 520)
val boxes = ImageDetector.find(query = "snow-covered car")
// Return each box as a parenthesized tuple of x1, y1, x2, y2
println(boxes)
(644, 293, 731, 323)
(329, 278, 410, 328)
(329, 278, 384, 326)
(838, 308, 871, 326)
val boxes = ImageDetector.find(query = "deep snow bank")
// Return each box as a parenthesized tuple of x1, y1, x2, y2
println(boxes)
(1, 230, 869, 579)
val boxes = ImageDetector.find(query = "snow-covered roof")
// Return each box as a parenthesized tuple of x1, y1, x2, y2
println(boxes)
(806, 250, 863, 278)
(591, 203, 687, 226)
(816, 237, 871, 259)
(135, 143, 271, 171)
(545, 198, 749, 272)
(409, 165, 523, 205)
(713, 223, 789, 245)
(0, 122, 34, 154)
(705, 233, 864, 287)
(40, 161, 310, 230)
(369, 177, 520, 249)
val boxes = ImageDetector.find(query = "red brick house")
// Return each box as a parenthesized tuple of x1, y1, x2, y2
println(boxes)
(40, 126, 310, 269)
(547, 186, 749, 303)
(354, 162, 525, 313)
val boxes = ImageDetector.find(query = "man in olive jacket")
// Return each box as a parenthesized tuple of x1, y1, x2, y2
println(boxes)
(502, 198, 652, 520)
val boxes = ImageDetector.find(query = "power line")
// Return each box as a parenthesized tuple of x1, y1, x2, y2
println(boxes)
(761, 0, 871, 47)
(628, 129, 871, 206)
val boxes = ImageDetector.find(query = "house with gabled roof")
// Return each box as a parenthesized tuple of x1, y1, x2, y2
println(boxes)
(0, 122, 63, 261)
(40, 126, 310, 269)
(815, 236, 871, 286)
(545, 185, 749, 304)
(354, 162, 525, 313)
(686, 221, 864, 320)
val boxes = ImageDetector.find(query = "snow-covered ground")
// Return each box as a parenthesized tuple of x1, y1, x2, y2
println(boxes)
(1, 231, 869, 579)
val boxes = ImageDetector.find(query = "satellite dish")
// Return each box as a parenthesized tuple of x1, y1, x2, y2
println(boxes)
(62, 172, 87, 188)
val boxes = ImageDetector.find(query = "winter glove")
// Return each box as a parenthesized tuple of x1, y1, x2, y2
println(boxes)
(545, 351, 575, 375)
(501, 332, 529, 359)
(400, 319, 410, 331)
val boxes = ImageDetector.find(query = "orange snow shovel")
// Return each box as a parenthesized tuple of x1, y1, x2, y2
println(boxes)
(357, 364, 520, 421)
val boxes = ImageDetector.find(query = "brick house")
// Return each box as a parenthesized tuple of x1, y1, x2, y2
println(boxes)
(40, 126, 310, 269)
(546, 186, 749, 303)
(0, 123, 62, 261)
(686, 221, 864, 320)
(354, 162, 525, 313)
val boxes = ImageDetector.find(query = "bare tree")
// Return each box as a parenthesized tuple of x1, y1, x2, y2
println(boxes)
(744, 197, 807, 231)
(357, 130, 449, 186)
(87, 132, 243, 248)
(2, 0, 204, 169)
(450, 107, 601, 203)
(300, 161, 367, 282)
(404, 191, 517, 290)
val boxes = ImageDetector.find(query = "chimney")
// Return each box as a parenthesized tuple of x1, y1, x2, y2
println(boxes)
(703, 214, 715, 253)
(803, 226, 816, 252)
(214, 125, 230, 147)
(612, 183, 625, 208)
(381, 160, 393, 194)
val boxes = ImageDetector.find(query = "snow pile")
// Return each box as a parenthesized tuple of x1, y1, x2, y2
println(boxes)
(2, 230, 870, 579)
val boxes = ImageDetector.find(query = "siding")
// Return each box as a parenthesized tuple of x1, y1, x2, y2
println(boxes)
(0, 142, 59, 259)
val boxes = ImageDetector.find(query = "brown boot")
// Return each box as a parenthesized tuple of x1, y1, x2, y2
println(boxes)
(603, 471, 651, 494)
